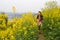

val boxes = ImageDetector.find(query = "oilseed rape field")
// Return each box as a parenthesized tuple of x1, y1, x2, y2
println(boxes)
(42, 7, 60, 40)
(0, 7, 60, 40)
(0, 13, 38, 40)
(0, 1, 60, 40)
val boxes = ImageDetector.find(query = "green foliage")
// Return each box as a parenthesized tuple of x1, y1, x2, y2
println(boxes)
(41, 1, 60, 40)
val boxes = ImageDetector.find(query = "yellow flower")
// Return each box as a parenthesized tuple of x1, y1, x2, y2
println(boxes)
(51, 20, 54, 24)
(24, 31, 27, 36)
(10, 35, 15, 40)
(31, 31, 34, 35)
(23, 27, 27, 30)
(33, 22, 37, 27)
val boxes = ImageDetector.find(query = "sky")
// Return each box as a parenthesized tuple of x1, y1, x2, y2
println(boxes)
(0, 0, 60, 13)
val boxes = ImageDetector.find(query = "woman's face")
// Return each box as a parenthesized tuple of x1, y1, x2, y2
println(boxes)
(38, 12, 40, 15)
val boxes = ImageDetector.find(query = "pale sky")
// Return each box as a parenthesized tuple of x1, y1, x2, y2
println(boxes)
(0, 0, 60, 13)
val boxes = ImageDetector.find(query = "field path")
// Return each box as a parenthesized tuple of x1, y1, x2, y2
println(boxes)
(38, 34, 45, 40)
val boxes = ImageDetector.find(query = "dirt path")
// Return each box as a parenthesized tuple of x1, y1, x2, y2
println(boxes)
(38, 34, 45, 40)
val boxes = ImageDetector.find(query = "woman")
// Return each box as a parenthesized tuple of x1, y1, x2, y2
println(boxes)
(37, 11, 43, 34)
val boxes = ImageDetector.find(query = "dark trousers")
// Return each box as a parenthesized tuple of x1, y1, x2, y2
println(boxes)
(38, 25, 41, 30)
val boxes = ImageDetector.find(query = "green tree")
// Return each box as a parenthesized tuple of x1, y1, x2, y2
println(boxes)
(45, 1, 57, 9)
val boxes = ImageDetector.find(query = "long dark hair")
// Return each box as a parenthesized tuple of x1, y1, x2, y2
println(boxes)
(38, 11, 42, 16)
(38, 11, 43, 20)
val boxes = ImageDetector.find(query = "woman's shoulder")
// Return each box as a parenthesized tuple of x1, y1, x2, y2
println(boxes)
(40, 15, 43, 17)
